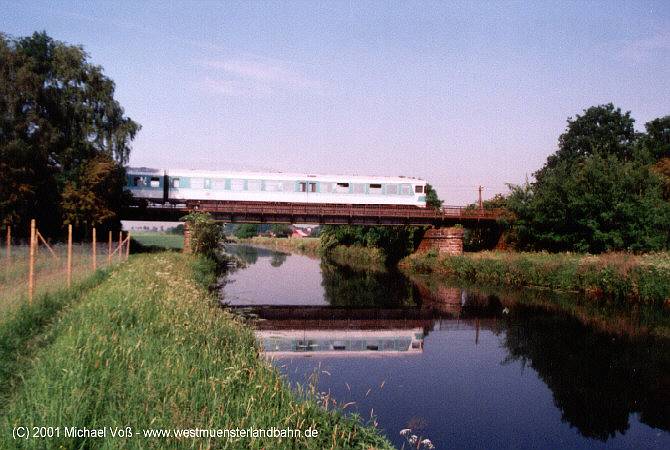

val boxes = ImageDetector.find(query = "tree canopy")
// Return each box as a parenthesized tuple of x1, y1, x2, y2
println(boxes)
(507, 104, 670, 253)
(0, 32, 140, 237)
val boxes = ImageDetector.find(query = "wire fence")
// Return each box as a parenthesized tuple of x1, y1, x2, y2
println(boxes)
(1, 221, 131, 318)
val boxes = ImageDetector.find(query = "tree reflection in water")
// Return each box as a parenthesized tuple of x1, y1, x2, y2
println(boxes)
(323, 265, 670, 441)
(499, 304, 669, 440)
(320, 261, 420, 308)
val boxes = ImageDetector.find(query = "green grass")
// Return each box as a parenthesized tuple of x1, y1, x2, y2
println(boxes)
(0, 253, 392, 449)
(131, 232, 184, 250)
(401, 251, 670, 307)
(0, 269, 110, 401)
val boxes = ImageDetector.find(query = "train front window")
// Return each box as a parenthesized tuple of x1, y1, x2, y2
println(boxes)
(415, 185, 424, 193)
(299, 182, 307, 192)
(309, 182, 317, 193)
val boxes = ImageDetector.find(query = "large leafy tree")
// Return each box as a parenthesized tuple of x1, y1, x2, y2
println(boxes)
(508, 104, 670, 252)
(0, 32, 140, 237)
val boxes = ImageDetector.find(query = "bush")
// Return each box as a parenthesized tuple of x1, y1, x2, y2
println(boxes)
(182, 212, 222, 258)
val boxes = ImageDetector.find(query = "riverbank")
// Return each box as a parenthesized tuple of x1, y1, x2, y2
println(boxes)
(240, 237, 385, 272)
(0, 253, 392, 449)
(401, 251, 670, 307)
(242, 236, 320, 256)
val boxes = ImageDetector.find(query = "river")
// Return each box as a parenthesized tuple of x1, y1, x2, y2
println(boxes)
(222, 244, 669, 449)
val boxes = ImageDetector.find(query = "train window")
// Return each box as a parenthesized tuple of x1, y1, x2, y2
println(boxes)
(353, 184, 365, 194)
(401, 184, 411, 195)
(133, 176, 147, 187)
(204, 179, 212, 189)
(230, 179, 245, 191)
(299, 182, 307, 192)
(309, 182, 317, 193)
(247, 180, 261, 191)
(334, 182, 349, 193)
(265, 180, 282, 192)
(415, 185, 424, 193)
(369, 183, 382, 194)
(386, 184, 398, 195)
(212, 179, 226, 190)
(191, 178, 204, 189)
(282, 181, 294, 192)
(172, 178, 180, 188)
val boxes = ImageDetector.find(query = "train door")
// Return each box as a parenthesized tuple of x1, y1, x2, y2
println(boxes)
(298, 181, 317, 202)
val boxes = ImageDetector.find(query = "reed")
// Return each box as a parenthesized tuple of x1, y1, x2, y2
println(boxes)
(400, 251, 670, 307)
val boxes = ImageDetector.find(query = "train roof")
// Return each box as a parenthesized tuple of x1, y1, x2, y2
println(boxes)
(126, 167, 425, 184)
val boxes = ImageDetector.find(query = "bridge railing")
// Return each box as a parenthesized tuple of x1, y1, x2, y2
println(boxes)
(182, 201, 503, 221)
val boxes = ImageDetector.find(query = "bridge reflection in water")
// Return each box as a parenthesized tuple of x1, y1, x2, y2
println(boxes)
(233, 285, 505, 357)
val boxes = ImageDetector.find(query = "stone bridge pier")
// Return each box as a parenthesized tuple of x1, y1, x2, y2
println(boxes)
(183, 222, 191, 253)
(417, 227, 464, 255)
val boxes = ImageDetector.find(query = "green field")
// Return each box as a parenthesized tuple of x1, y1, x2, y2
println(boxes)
(0, 253, 392, 449)
(131, 232, 184, 250)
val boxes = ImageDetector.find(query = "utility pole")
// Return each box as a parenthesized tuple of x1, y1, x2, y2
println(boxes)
(478, 185, 483, 211)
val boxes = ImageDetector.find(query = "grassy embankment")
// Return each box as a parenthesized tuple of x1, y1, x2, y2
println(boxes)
(241, 237, 385, 272)
(401, 251, 670, 307)
(130, 232, 184, 250)
(0, 252, 392, 449)
(240, 236, 320, 256)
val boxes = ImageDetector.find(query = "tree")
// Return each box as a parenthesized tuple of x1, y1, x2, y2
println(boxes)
(318, 225, 426, 264)
(507, 105, 670, 252)
(0, 32, 140, 236)
(235, 224, 259, 239)
(270, 224, 291, 237)
(425, 183, 443, 209)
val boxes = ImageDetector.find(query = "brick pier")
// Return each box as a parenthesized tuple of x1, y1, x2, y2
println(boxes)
(417, 227, 464, 255)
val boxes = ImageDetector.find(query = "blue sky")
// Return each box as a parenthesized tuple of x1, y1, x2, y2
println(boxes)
(3, 1, 670, 204)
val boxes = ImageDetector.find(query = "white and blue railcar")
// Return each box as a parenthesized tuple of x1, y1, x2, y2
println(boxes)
(126, 168, 427, 207)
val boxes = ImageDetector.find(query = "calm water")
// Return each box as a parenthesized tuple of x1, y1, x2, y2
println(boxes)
(222, 245, 670, 449)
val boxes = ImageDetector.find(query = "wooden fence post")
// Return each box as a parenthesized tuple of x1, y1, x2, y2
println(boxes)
(108, 230, 112, 266)
(28, 219, 35, 304)
(92, 227, 97, 271)
(5, 225, 10, 259)
(125, 232, 130, 259)
(118, 231, 123, 261)
(67, 224, 72, 287)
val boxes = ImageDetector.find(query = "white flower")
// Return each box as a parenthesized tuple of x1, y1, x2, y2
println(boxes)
(409, 435, 418, 445)
(399, 428, 412, 437)
(421, 438, 435, 449)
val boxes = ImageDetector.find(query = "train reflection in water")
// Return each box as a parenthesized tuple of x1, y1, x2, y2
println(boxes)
(234, 304, 440, 357)
(258, 328, 424, 356)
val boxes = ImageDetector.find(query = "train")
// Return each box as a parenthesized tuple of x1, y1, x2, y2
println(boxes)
(126, 168, 428, 207)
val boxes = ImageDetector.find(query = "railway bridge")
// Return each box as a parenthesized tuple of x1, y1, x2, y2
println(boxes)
(120, 200, 504, 255)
